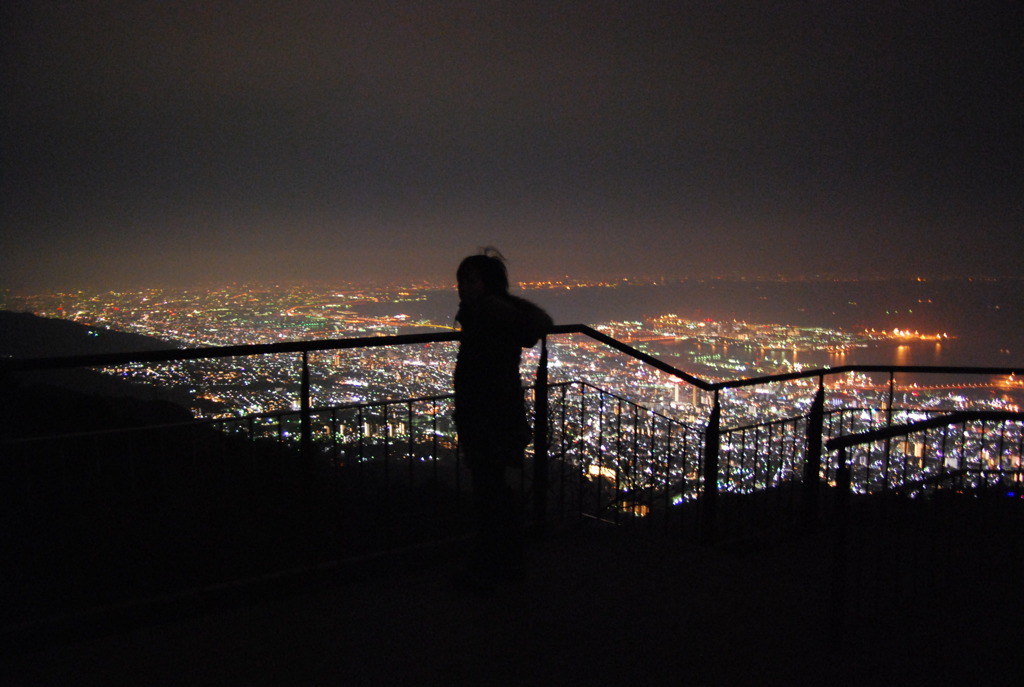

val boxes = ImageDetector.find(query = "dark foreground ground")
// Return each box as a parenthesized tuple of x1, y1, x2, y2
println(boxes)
(1, 519, 1016, 687)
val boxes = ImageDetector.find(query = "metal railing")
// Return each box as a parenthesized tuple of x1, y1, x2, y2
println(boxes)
(2, 324, 1022, 627)
(543, 380, 704, 533)
(824, 411, 1024, 633)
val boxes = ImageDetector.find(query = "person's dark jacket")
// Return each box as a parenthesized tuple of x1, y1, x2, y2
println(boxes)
(454, 293, 552, 467)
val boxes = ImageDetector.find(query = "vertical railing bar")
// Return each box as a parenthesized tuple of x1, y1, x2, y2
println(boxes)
(568, 383, 576, 511)
(733, 428, 741, 491)
(718, 431, 729, 499)
(247, 414, 255, 471)
(431, 397, 439, 494)
(596, 390, 605, 521)
(779, 416, 786, 487)
(788, 417, 799, 521)
(980, 418, 993, 489)
(532, 337, 550, 530)
(407, 399, 415, 485)
(905, 427, 913, 487)
(956, 420, 966, 487)
(803, 378, 825, 524)
(677, 422, 689, 536)
(631, 404, 640, 524)
(329, 407, 340, 523)
(613, 396, 622, 525)
(622, 403, 630, 522)
(741, 423, 749, 495)
(659, 413, 675, 532)
(301, 351, 312, 472)
(329, 407, 338, 469)
(558, 382, 568, 518)
(758, 422, 770, 532)
(883, 371, 895, 493)
(663, 414, 673, 535)
(917, 425, 928, 491)
(785, 417, 796, 526)
(577, 383, 587, 520)
(991, 419, 1004, 489)
(773, 418, 782, 489)
(357, 405, 365, 484)
(384, 403, 391, 490)
(969, 419, 979, 487)
(735, 426, 743, 492)
(977, 419, 986, 488)
(645, 408, 652, 514)
(701, 390, 721, 544)
(939, 421, 950, 488)
(637, 408, 647, 523)
(549, 381, 561, 514)
(757, 422, 765, 494)
(644, 409, 655, 530)
(759, 422, 768, 491)
(753, 423, 761, 495)
(830, 443, 852, 641)
(679, 419, 688, 532)
(1015, 419, 1023, 485)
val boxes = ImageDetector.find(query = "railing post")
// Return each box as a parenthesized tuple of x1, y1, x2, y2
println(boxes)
(533, 337, 550, 533)
(700, 390, 721, 544)
(802, 378, 825, 525)
(300, 350, 312, 471)
(831, 444, 851, 641)
(883, 371, 895, 493)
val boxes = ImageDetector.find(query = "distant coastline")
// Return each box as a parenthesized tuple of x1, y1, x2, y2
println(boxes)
(4, 277, 1021, 370)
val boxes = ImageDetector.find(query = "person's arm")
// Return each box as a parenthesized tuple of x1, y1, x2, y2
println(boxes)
(506, 295, 553, 348)
(458, 293, 552, 346)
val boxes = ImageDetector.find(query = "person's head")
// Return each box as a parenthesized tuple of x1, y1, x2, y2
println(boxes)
(457, 249, 509, 302)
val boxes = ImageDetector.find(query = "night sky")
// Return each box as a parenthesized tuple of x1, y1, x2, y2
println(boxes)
(2, 1, 1021, 291)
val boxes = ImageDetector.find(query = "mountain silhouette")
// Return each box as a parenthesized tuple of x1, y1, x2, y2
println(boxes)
(0, 310, 178, 359)
(1, 311, 192, 439)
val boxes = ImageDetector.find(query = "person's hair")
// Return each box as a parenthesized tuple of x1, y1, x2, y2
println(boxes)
(457, 248, 509, 295)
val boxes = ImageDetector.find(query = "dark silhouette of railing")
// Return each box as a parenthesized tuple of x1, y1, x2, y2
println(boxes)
(2, 325, 1022, 630)
(824, 411, 1024, 634)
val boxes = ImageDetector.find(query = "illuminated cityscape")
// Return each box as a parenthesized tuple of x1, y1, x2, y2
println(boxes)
(7, 280, 1020, 517)
(8, 282, 1021, 429)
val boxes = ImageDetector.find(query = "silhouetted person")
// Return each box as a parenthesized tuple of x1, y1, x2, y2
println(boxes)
(453, 249, 552, 591)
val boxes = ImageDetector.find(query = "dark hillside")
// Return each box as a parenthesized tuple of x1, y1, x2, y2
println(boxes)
(0, 311, 192, 429)
(0, 312, 324, 624)
(0, 310, 178, 359)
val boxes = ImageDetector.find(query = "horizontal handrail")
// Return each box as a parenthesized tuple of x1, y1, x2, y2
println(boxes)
(4, 323, 1020, 392)
(554, 324, 1024, 391)
(826, 410, 1024, 451)
(551, 324, 712, 389)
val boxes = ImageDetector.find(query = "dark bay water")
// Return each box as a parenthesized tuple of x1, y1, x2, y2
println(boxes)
(381, 278, 1024, 370)
(538, 279, 1023, 370)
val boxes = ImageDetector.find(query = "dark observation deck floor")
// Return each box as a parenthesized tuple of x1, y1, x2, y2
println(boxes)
(2, 519, 1016, 687)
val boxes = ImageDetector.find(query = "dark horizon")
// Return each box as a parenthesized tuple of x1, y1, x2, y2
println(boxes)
(3, 1, 1021, 292)
(4, 272, 1023, 299)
